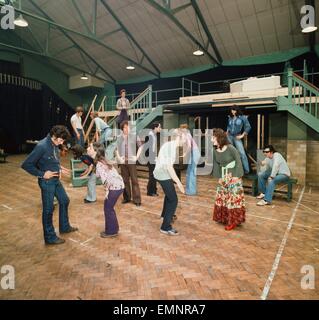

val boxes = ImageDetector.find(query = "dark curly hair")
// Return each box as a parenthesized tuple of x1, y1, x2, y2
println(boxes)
(50, 125, 71, 141)
(71, 144, 85, 159)
(213, 128, 229, 149)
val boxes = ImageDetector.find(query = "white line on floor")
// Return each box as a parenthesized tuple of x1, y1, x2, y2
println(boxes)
(81, 237, 95, 245)
(69, 238, 79, 243)
(248, 213, 319, 230)
(291, 200, 319, 215)
(260, 186, 305, 301)
(1, 204, 12, 210)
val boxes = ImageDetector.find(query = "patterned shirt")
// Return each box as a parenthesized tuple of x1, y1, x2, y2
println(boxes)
(96, 162, 124, 194)
(116, 98, 130, 110)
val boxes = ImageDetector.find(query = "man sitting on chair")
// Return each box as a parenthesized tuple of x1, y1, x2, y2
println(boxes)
(256, 145, 291, 206)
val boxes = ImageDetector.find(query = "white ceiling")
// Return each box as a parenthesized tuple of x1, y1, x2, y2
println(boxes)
(4, 0, 319, 82)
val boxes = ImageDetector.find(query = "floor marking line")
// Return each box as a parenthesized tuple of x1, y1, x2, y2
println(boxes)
(81, 237, 95, 245)
(260, 186, 305, 301)
(69, 238, 79, 243)
(291, 200, 319, 215)
(248, 213, 319, 230)
(1, 205, 13, 210)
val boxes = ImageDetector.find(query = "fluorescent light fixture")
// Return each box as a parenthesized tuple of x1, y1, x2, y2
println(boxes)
(302, 26, 317, 33)
(14, 14, 28, 27)
(80, 73, 89, 80)
(126, 65, 135, 70)
(193, 49, 204, 56)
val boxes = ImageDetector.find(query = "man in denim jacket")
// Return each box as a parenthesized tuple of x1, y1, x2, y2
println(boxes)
(226, 106, 251, 174)
(21, 125, 78, 245)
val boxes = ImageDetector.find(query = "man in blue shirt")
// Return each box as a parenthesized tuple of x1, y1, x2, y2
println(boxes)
(21, 125, 78, 245)
(226, 105, 251, 174)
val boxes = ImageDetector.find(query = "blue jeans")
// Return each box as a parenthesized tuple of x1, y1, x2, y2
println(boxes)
(38, 178, 71, 243)
(100, 127, 112, 148)
(258, 169, 289, 203)
(76, 129, 84, 147)
(186, 148, 200, 195)
(227, 135, 249, 174)
(86, 173, 96, 202)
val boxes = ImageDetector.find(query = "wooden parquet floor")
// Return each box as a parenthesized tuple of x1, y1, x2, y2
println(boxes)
(0, 155, 318, 300)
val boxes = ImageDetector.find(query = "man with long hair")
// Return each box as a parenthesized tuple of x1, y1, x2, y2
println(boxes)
(226, 105, 251, 174)
(21, 125, 78, 245)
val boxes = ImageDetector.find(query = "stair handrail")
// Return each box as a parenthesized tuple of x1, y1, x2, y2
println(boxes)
(83, 94, 97, 129)
(292, 72, 319, 93)
(130, 85, 153, 122)
(84, 96, 106, 143)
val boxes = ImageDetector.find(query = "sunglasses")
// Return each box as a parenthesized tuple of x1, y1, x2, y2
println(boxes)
(263, 150, 270, 153)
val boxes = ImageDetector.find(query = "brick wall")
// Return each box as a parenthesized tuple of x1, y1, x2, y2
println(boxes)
(306, 140, 319, 187)
(287, 140, 307, 185)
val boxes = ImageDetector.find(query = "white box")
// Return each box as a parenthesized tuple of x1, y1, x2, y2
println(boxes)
(230, 76, 281, 93)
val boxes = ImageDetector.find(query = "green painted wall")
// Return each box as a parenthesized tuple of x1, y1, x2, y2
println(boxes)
(287, 114, 307, 140)
(22, 54, 82, 107)
(269, 112, 288, 138)
(0, 47, 82, 107)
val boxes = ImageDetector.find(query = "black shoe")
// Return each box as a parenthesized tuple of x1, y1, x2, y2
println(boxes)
(60, 226, 78, 234)
(45, 238, 65, 245)
(135, 203, 141, 207)
(147, 193, 159, 197)
(122, 199, 131, 204)
(84, 199, 96, 203)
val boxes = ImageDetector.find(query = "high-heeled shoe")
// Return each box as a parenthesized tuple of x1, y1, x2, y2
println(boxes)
(225, 223, 237, 231)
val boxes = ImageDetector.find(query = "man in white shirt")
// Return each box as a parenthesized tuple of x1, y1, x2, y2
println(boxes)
(146, 122, 161, 196)
(70, 106, 84, 147)
(154, 129, 186, 236)
(257, 145, 291, 206)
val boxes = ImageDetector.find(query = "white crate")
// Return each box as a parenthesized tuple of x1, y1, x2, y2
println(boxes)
(230, 76, 281, 93)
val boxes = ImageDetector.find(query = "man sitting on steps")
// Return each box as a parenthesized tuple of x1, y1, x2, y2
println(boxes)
(256, 145, 291, 206)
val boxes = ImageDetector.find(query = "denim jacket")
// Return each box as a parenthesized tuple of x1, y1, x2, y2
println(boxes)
(227, 115, 251, 136)
(21, 135, 60, 178)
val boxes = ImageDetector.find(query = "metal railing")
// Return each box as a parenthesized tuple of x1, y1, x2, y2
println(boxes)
(106, 69, 318, 109)
(288, 69, 319, 119)
(0, 73, 42, 90)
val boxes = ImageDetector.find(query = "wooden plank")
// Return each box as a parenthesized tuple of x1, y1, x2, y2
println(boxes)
(211, 100, 275, 107)
(179, 87, 302, 105)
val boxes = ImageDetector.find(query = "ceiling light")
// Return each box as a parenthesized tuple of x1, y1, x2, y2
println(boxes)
(80, 73, 89, 80)
(302, 26, 317, 33)
(14, 14, 28, 27)
(193, 49, 204, 56)
(126, 65, 135, 70)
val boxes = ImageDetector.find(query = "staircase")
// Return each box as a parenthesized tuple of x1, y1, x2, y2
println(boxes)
(103, 85, 163, 160)
(277, 69, 319, 133)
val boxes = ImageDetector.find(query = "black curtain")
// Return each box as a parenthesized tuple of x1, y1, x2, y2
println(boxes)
(0, 82, 74, 154)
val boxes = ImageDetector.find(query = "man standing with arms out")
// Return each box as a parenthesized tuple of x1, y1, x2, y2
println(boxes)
(146, 122, 161, 197)
(71, 106, 84, 147)
(154, 129, 186, 236)
(21, 125, 78, 245)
